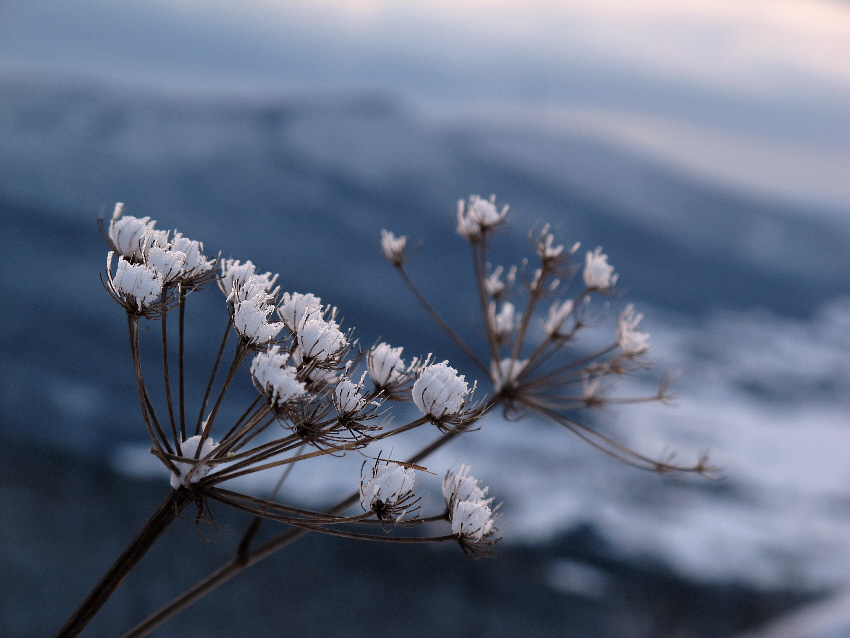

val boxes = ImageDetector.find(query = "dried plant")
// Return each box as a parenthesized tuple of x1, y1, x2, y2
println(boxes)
(57, 197, 710, 637)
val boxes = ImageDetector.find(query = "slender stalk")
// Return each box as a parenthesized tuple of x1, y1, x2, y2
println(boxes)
(160, 296, 180, 452)
(196, 317, 232, 435)
(178, 287, 188, 441)
(128, 315, 170, 462)
(56, 488, 193, 638)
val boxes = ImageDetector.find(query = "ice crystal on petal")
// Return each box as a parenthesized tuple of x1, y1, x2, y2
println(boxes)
(250, 346, 306, 406)
(583, 247, 618, 290)
(380, 229, 407, 266)
(412, 361, 469, 418)
(278, 292, 323, 333)
(170, 435, 219, 489)
(360, 462, 416, 517)
(618, 304, 650, 355)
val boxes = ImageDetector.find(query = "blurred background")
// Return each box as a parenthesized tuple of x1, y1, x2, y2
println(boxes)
(2, 0, 850, 636)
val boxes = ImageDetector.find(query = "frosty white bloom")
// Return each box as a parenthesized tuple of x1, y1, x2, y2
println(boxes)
(456, 194, 508, 240)
(380, 229, 407, 266)
(367, 342, 408, 389)
(360, 461, 417, 518)
(412, 361, 470, 419)
(278, 292, 323, 333)
(484, 265, 505, 297)
(334, 375, 367, 416)
(535, 224, 566, 261)
(618, 304, 650, 356)
(544, 299, 575, 337)
(297, 316, 347, 361)
(109, 252, 163, 311)
(146, 244, 187, 283)
(442, 465, 490, 507)
(233, 293, 284, 345)
(219, 259, 278, 299)
(108, 203, 158, 260)
(250, 346, 307, 406)
(491, 357, 527, 392)
(170, 234, 214, 280)
(451, 499, 495, 542)
(170, 434, 219, 489)
(490, 301, 517, 339)
(583, 247, 618, 290)
(229, 274, 280, 305)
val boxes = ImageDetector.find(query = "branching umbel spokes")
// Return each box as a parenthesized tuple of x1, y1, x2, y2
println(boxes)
(61, 196, 712, 637)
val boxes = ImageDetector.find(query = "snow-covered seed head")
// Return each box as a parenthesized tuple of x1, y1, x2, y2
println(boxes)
(484, 265, 506, 298)
(583, 247, 618, 291)
(109, 252, 164, 312)
(443, 465, 490, 508)
(169, 234, 214, 282)
(456, 194, 509, 241)
(334, 376, 367, 416)
(544, 299, 575, 337)
(534, 224, 566, 262)
(219, 259, 278, 299)
(108, 203, 158, 261)
(360, 460, 417, 520)
(618, 304, 650, 356)
(490, 301, 517, 341)
(297, 316, 347, 362)
(146, 244, 187, 283)
(233, 293, 284, 346)
(451, 499, 495, 542)
(412, 361, 470, 419)
(380, 229, 408, 267)
(278, 292, 324, 333)
(367, 342, 409, 391)
(250, 346, 307, 407)
(170, 435, 219, 489)
(491, 357, 527, 393)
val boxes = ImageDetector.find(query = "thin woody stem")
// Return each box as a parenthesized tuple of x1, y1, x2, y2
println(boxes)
(128, 314, 172, 462)
(196, 317, 232, 436)
(56, 488, 194, 638)
(160, 293, 180, 452)
(178, 287, 188, 442)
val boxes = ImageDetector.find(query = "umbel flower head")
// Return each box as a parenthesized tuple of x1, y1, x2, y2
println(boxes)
(443, 466, 500, 557)
(412, 360, 472, 424)
(380, 229, 408, 267)
(360, 459, 418, 521)
(169, 435, 219, 489)
(456, 194, 509, 241)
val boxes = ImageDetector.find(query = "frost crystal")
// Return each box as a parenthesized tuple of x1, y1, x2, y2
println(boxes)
(111, 253, 163, 311)
(108, 203, 158, 260)
(278, 292, 323, 333)
(456, 195, 508, 240)
(334, 376, 367, 415)
(618, 304, 650, 355)
(219, 259, 278, 299)
(360, 462, 416, 517)
(443, 465, 489, 506)
(380, 229, 407, 266)
(170, 435, 219, 489)
(412, 361, 469, 419)
(146, 245, 187, 283)
(250, 346, 306, 406)
(233, 293, 284, 345)
(583, 247, 618, 290)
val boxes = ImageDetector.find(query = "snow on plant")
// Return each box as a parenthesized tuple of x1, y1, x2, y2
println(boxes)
(62, 197, 712, 637)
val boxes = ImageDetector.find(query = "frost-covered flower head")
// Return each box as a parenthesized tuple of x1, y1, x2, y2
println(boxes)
(457, 195, 509, 241)
(106, 252, 164, 314)
(170, 435, 219, 489)
(618, 304, 650, 356)
(169, 233, 214, 283)
(334, 375, 368, 417)
(451, 499, 496, 543)
(232, 290, 284, 346)
(367, 342, 416, 396)
(360, 460, 418, 520)
(250, 346, 307, 408)
(412, 360, 471, 421)
(583, 247, 618, 290)
(219, 259, 278, 299)
(442, 465, 490, 508)
(491, 357, 527, 393)
(278, 292, 324, 333)
(297, 316, 347, 362)
(543, 299, 575, 338)
(146, 244, 187, 284)
(107, 203, 158, 261)
(380, 229, 408, 267)
(490, 301, 517, 341)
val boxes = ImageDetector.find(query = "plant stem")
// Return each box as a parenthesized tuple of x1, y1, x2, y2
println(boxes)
(56, 488, 193, 638)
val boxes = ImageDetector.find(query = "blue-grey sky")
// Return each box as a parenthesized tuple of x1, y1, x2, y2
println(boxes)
(2, 0, 849, 209)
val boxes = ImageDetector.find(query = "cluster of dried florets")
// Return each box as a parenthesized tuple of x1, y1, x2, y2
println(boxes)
(382, 195, 711, 474)
(100, 202, 499, 559)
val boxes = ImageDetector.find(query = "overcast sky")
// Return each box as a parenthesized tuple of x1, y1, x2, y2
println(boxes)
(2, 0, 849, 209)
